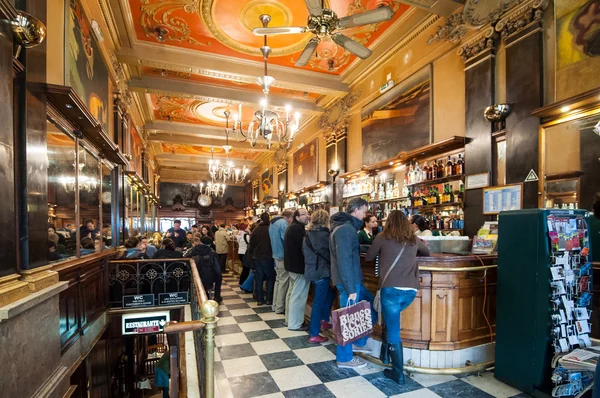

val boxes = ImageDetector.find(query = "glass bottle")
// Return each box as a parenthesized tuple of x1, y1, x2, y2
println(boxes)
(432, 160, 438, 179)
(455, 153, 464, 175)
(392, 180, 399, 198)
(445, 156, 453, 177)
(437, 159, 445, 178)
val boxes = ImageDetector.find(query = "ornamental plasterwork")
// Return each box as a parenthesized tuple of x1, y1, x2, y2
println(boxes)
(494, 0, 547, 41)
(428, 0, 528, 45)
(318, 90, 361, 139)
(140, 0, 211, 46)
(456, 26, 496, 61)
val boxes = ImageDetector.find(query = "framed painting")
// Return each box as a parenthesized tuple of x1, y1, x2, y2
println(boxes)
(292, 138, 318, 191)
(361, 66, 432, 166)
(66, 0, 110, 131)
(261, 168, 274, 200)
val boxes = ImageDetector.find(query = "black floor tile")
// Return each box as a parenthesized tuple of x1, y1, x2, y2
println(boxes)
(429, 379, 495, 398)
(363, 371, 424, 396)
(243, 297, 256, 302)
(283, 383, 335, 398)
(218, 310, 232, 318)
(218, 343, 257, 361)
(265, 319, 288, 329)
(233, 314, 262, 323)
(215, 324, 243, 335)
(324, 344, 337, 355)
(307, 360, 359, 383)
(227, 371, 280, 398)
(282, 335, 312, 350)
(221, 293, 239, 299)
(253, 306, 275, 314)
(508, 394, 533, 398)
(259, 350, 304, 371)
(227, 303, 251, 310)
(214, 361, 226, 380)
(244, 329, 279, 342)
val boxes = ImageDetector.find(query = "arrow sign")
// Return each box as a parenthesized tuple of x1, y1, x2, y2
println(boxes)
(525, 169, 539, 182)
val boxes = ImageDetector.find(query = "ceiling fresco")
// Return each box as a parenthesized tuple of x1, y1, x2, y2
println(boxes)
(142, 67, 321, 100)
(128, 0, 410, 74)
(159, 143, 262, 160)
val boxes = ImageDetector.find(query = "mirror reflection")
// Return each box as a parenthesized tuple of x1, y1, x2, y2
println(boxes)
(78, 146, 100, 256)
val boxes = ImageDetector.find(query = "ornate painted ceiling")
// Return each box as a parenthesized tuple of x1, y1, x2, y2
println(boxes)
(128, 0, 410, 74)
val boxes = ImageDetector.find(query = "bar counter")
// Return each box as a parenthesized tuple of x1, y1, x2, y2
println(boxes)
(309, 252, 498, 371)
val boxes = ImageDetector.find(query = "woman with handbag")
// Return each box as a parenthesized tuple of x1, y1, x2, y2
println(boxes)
(302, 210, 336, 344)
(365, 210, 430, 384)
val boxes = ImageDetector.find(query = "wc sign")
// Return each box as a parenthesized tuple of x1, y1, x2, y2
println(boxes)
(122, 311, 170, 335)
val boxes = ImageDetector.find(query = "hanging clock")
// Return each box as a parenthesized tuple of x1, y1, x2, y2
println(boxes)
(102, 191, 111, 204)
(198, 194, 212, 207)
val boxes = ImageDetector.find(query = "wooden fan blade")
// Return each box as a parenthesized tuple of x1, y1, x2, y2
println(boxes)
(338, 6, 394, 29)
(295, 38, 320, 67)
(332, 33, 372, 59)
(252, 27, 307, 36)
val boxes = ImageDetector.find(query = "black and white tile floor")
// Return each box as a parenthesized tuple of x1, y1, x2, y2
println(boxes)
(214, 274, 529, 398)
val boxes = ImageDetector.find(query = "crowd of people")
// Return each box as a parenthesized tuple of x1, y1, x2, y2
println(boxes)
(231, 197, 430, 385)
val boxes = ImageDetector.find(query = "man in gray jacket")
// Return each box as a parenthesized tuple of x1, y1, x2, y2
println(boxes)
(330, 197, 376, 369)
(269, 210, 293, 313)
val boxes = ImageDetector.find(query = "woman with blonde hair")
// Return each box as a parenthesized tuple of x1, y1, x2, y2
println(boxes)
(302, 209, 336, 343)
(365, 210, 430, 384)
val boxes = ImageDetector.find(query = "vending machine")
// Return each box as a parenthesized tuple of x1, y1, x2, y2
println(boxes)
(495, 209, 593, 396)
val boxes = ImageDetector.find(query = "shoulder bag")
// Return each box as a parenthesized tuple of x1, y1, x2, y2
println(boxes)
(305, 234, 329, 269)
(373, 243, 406, 324)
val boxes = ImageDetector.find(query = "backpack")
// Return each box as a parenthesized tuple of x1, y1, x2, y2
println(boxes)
(193, 253, 217, 289)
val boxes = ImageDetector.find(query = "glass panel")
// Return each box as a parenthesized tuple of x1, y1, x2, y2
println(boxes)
(78, 146, 100, 256)
(101, 164, 113, 248)
(122, 175, 131, 244)
(495, 139, 506, 186)
(544, 179, 579, 209)
(47, 120, 77, 262)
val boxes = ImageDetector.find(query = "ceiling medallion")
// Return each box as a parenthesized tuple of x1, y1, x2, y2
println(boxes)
(155, 96, 197, 122)
(200, 0, 312, 57)
(140, 0, 211, 46)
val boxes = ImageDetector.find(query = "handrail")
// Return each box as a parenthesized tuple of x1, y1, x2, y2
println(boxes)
(419, 264, 497, 272)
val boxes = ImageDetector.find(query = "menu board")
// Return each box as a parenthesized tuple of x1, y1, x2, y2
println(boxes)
(482, 184, 523, 215)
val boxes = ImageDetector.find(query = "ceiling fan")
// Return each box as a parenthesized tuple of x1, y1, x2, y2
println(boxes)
(252, 0, 395, 67)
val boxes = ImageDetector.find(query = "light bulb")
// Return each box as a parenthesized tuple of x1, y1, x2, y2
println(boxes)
(260, 98, 267, 108)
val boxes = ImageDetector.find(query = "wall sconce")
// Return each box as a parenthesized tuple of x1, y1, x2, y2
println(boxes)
(484, 103, 512, 122)
(11, 10, 46, 49)
(153, 25, 168, 42)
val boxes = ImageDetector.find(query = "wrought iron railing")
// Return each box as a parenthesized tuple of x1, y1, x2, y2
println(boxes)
(108, 258, 219, 398)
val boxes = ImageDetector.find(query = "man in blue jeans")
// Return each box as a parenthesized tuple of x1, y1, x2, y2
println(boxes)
(330, 197, 377, 369)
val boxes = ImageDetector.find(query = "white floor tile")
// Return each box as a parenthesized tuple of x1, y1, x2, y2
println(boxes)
(254, 393, 285, 398)
(215, 332, 249, 347)
(230, 308, 256, 316)
(269, 365, 322, 391)
(259, 312, 286, 321)
(251, 339, 291, 355)
(273, 327, 308, 338)
(325, 376, 386, 398)
(217, 317, 237, 326)
(215, 378, 234, 398)
(390, 388, 442, 398)
(293, 346, 336, 364)
(223, 298, 245, 305)
(222, 356, 267, 378)
(463, 372, 522, 398)
(354, 360, 386, 375)
(247, 301, 260, 308)
(214, 348, 221, 362)
(219, 305, 228, 311)
(238, 321, 270, 332)
(408, 373, 457, 388)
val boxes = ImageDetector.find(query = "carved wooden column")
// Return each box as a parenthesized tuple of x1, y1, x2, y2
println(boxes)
(498, 0, 546, 209)
(459, 28, 497, 237)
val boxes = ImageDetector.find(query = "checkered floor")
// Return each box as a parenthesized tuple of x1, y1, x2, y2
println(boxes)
(214, 274, 529, 398)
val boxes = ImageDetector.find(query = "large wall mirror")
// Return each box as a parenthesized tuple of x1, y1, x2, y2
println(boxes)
(537, 91, 600, 211)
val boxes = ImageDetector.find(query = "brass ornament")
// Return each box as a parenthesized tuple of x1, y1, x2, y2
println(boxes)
(11, 10, 46, 48)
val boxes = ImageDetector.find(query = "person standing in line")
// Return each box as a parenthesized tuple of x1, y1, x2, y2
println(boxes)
(247, 213, 276, 305)
(303, 210, 335, 343)
(269, 210, 294, 314)
(358, 214, 378, 245)
(284, 208, 310, 330)
(166, 220, 187, 249)
(366, 210, 430, 384)
(330, 197, 377, 369)
(237, 223, 251, 286)
(154, 238, 183, 259)
(214, 224, 230, 273)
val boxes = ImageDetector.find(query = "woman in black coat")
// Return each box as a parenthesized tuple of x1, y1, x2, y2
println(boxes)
(302, 210, 335, 343)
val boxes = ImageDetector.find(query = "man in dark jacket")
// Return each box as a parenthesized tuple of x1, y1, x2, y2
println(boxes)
(330, 197, 375, 369)
(191, 236, 223, 303)
(248, 213, 276, 305)
(283, 208, 310, 330)
(166, 220, 187, 248)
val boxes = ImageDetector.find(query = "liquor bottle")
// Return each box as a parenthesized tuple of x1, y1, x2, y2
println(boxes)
(424, 162, 431, 180)
(455, 154, 464, 175)
(408, 191, 413, 207)
(422, 163, 428, 182)
(445, 156, 453, 177)
(414, 163, 421, 183)
(458, 182, 464, 203)
(392, 180, 399, 198)
(379, 183, 385, 200)
(437, 159, 445, 178)
(432, 161, 438, 179)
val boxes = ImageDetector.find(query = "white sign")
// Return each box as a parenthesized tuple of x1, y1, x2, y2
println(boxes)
(465, 173, 490, 190)
(122, 311, 170, 335)
(525, 169, 539, 182)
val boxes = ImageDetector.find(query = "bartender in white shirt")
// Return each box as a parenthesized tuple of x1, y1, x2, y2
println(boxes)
(410, 215, 433, 237)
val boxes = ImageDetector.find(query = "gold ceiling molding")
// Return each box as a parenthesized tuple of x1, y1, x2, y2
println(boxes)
(97, 0, 121, 50)
(495, 0, 547, 41)
(200, 0, 311, 57)
(456, 26, 496, 62)
(318, 90, 362, 138)
(140, 0, 211, 47)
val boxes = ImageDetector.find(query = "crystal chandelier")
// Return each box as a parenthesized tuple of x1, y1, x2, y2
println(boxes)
(207, 146, 248, 184)
(200, 181, 226, 198)
(231, 15, 300, 150)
